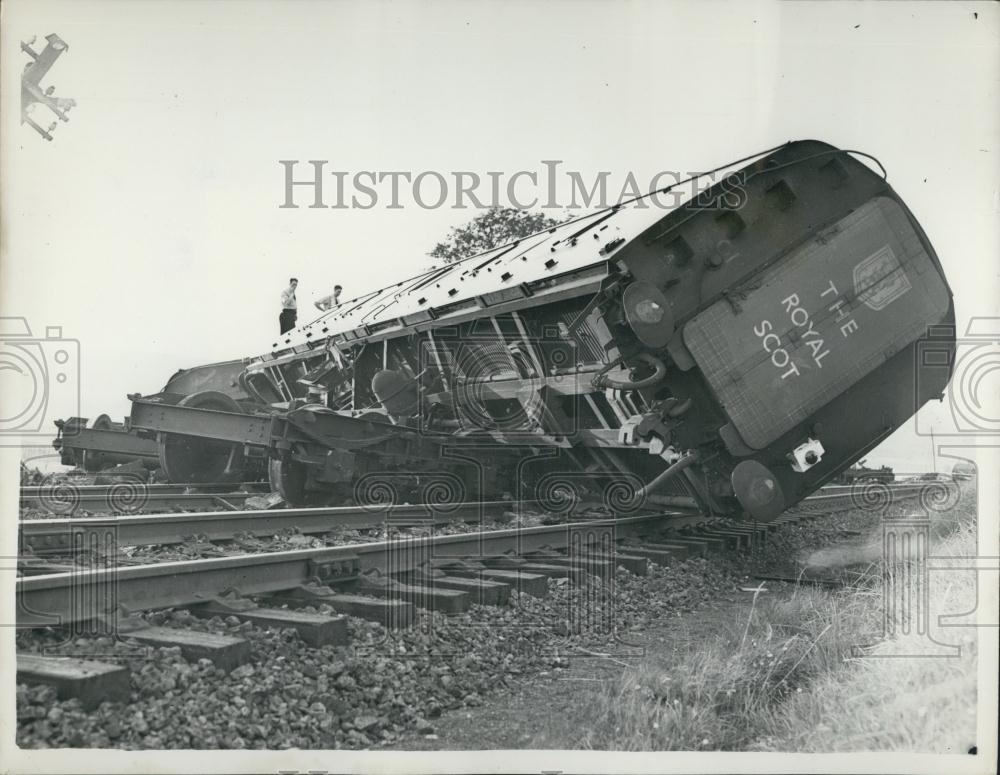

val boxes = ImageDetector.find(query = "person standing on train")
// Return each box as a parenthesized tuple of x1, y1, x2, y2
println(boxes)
(279, 277, 298, 333)
(314, 284, 343, 312)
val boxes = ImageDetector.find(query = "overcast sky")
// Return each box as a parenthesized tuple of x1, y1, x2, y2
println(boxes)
(2, 0, 997, 474)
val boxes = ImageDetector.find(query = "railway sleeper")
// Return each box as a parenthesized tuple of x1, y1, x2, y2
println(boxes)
(477, 541, 624, 571)
(676, 531, 726, 551)
(447, 548, 644, 578)
(189, 596, 348, 647)
(108, 616, 252, 671)
(483, 557, 589, 583)
(621, 525, 765, 566)
(624, 541, 691, 561)
(714, 523, 766, 540)
(524, 551, 616, 577)
(442, 566, 550, 598)
(616, 545, 684, 564)
(610, 552, 650, 575)
(656, 536, 711, 556)
(753, 573, 851, 589)
(768, 512, 818, 529)
(16, 653, 131, 710)
(264, 587, 416, 629)
(353, 573, 471, 615)
(744, 526, 771, 543)
(690, 529, 745, 550)
(407, 570, 511, 607)
(329, 594, 415, 628)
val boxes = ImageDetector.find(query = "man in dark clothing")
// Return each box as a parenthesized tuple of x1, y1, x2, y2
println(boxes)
(279, 277, 298, 334)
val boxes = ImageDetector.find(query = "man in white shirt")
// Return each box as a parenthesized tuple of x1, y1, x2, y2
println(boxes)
(279, 277, 298, 334)
(314, 284, 344, 312)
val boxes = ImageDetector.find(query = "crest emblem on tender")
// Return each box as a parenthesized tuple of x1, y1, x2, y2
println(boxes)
(853, 245, 912, 311)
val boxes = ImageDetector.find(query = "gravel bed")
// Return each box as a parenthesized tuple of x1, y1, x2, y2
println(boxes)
(17, 584, 606, 749)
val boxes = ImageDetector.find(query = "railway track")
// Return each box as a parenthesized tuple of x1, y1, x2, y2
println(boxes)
(17, 481, 927, 547)
(15, 512, 687, 626)
(15, 482, 927, 622)
(15, 509, 708, 702)
(14, 482, 928, 709)
(17, 483, 926, 557)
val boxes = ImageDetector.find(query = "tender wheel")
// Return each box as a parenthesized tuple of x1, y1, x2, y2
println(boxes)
(80, 414, 114, 472)
(157, 391, 245, 483)
(268, 456, 309, 506)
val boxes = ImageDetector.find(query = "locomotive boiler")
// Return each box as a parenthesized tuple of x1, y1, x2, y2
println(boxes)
(123, 140, 956, 520)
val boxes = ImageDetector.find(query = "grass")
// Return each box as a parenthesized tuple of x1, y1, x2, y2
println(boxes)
(763, 510, 980, 754)
(579, 479, 980, 752)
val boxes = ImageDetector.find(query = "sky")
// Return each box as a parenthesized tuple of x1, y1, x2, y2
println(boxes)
(1, 0, 998, 474)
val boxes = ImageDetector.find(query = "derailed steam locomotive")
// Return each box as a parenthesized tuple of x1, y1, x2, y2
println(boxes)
(92, 140, 955, 519)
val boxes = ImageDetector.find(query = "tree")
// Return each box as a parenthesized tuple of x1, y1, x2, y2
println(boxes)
(428, 207, 569, 264)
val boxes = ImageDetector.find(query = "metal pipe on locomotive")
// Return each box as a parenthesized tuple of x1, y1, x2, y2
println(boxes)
(90, 140, 955, 520)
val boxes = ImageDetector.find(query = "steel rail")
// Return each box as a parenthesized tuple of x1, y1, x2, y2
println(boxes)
(19, 499, 541, 553)
(19, 482, 268, 499)
(18, 478, 930, 522)
(15, 512, 691, 627)
(19, 491, 259, 516)
(788, 483, 926, 507)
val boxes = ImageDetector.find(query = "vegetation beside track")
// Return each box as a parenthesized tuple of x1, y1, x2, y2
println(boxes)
(577, 480, 979, 752)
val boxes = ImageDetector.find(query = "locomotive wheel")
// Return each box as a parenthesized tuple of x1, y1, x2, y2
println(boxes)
(267, 456, 348, 507)
(80, 413, 114, 472)
(158, 391, 245, 483)
(268, 456, 309, 506)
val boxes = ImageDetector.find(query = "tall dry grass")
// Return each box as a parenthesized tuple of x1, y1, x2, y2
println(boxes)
(580, 479, 981, 752)
(764, 496, 980, 753)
